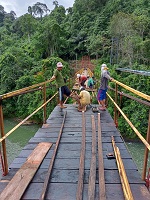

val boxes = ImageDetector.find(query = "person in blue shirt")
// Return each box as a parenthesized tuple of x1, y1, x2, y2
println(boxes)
(97, 64, 113, 111)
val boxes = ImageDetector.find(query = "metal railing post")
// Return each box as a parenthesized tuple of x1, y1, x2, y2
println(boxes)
(114, 83, 118, 127)
(142, 110, 150, 180)
(0, 99, 8, 175)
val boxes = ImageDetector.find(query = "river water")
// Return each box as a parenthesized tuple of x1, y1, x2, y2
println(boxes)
(126, 142, 150, 176)
(1, 119, 150, 178)
(2, 118, 40, 167)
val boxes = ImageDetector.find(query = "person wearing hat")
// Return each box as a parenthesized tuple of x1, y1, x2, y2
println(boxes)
(50, 62, 71, 109)
(97, 63, 113, 111)
(76, 74, 87, 87)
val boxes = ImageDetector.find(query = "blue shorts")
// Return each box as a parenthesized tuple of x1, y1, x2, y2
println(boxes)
(97, 89, 107, 101)
(59, 86, 71, 101)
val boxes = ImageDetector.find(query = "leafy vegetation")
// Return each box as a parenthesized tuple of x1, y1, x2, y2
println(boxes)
(0, 1, 149, 138)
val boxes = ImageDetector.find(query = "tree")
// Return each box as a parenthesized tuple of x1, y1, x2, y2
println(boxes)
(30, 2, 50, 19)
(109, 11, 150, 65)
(28, 6, 33, 16)
(34, 19, 62, 57)
(12, 14, 37, 41)
(53, 1, 59, 8)
(50, 5, 66, 24)
(0, 5, 5, 26)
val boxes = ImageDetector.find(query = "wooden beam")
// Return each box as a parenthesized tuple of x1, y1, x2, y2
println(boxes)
(0, 142, 52, 200)
(98, 113, 106, 200)
(88, 115, 97, 200)
(76, 112, 86, 200)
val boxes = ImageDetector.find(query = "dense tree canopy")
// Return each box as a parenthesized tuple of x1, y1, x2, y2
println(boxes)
(0, 0, 149, 138)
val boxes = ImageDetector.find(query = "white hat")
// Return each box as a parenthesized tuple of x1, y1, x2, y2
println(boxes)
(57, 62, 63, 68)
(101, 63, 109, 70)
(101, 63, 107, 68)
(77, 74, 81, 78)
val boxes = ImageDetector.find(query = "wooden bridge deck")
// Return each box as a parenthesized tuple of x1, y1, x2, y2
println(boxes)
(0, 104, 150, 199)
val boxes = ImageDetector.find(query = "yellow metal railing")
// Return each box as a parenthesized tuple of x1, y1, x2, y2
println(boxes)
(114, 80, 150, 101)
(0, 79, 58, 175)
(0, 75, 73, 176)
(0, 92, 58, 144)
(0, 80, 50, 100)
(107, 79, 150, 180)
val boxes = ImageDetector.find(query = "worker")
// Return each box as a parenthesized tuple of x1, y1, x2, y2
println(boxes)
(87, 76, 95, 89)
(50, 62, 71, 109)
(71, 87, 91, 112)
(97, 63, 114, 111)
(76, 74, 87, 87)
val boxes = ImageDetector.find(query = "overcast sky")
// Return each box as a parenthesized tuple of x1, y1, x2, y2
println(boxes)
(0, 0, 75, 17)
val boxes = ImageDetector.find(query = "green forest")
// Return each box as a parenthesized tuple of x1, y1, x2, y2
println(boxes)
(0, 0, 149, 139)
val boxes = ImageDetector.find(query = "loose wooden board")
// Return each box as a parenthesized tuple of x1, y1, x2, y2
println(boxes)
(0, 142, 52, 200)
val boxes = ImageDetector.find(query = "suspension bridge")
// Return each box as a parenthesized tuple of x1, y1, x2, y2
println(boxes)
(0, 60, 150, 199)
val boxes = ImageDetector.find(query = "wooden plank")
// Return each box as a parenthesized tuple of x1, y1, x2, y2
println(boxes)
(88, 115, 96, 199)
(0, 142, 52, 200)
(98, 113, 106, 200)
(105, 170, 144, 184)
(31, 169, 97, 184)
(76, 112, 86, 200)
(28, 135, 123, 144)
(36, 168, 142, 185)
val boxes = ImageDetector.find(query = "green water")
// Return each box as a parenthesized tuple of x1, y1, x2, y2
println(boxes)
(3, 118, 40, 165)
(126, 142, 150, 176)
